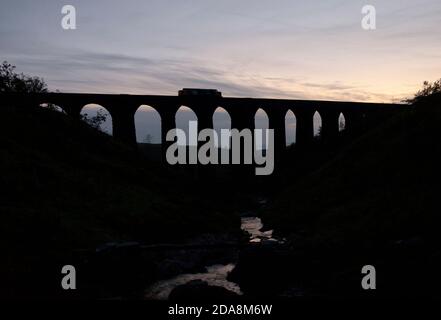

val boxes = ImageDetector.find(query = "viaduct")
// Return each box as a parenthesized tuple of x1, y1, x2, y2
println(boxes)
(0, 89, 404, 161)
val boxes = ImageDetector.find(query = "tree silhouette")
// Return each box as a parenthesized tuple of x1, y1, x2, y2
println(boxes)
(0, 61, 48, 93)
(406, 78, 441, 104)
(81, 109, 109, 133)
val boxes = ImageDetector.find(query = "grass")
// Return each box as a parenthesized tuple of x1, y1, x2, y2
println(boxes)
(264, 94, 441, 248)
(0, 105, 242, 253)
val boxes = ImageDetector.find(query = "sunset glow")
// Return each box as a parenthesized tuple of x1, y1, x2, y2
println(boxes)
(1, 0, 440, 102)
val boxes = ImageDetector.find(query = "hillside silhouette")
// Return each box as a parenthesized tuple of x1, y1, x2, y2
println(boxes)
(2, 61, 441, 298)
(267, 92, 441, 242)
(0, 105, 241, 297)
(258, 90, 441, 296)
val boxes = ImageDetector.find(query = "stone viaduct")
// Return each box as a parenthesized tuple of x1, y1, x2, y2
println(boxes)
(0, 90, 404, 161)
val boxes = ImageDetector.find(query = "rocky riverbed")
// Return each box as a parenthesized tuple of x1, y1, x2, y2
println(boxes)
(143, 214, 284, 301)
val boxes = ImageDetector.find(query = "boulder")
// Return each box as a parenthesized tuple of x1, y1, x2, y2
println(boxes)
(169, 280, 239, 302)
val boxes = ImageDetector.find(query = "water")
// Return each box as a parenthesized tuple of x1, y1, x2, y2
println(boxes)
(144, 216, 278, 300)
(144, 264, 241, 300)
(241, 216, 279, 243)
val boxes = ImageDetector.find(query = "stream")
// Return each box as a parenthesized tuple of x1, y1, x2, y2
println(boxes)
(144, 216, 281, 300)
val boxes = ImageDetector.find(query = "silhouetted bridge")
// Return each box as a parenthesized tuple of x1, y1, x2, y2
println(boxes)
(1, 91, 404, 157)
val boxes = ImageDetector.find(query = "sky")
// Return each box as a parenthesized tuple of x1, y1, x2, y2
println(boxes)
(2, 0, 440, 144)
(1, 0, 441, 103)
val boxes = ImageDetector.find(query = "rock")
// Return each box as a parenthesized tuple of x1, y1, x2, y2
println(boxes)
(169, 280, 240, 302)
(157, 258, 206, 279)
(228, 243, 295, 297)
(260, 238, 279, 247)
(393, 236, 425, 249)
(95, 242, 118, 253)
(278, 287, 305, 298)
(239, 211, 257, 218)
(95, 241, 141, 255)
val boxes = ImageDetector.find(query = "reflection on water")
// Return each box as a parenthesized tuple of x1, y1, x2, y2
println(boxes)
(144, 264, 242, 300)
(144, 216, 278, 300)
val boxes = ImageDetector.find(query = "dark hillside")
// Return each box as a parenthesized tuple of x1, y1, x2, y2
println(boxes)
(254, 94, 441, 297)
(0, 105, 240, 297)
(265, 94, 441, 245)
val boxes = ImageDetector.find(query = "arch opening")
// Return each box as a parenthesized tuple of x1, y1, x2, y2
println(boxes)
(285, 110, 296, 146)
(80, 104, 113, 135)
(175, 106, 198, 146)
(135, 105, 161, 144)
(213, 107, 231, 149)
(313, 111, 322, 138)
(254, 108, 269, 150)
(339, 112, 346, 132)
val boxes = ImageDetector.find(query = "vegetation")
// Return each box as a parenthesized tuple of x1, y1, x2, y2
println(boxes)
(0, 92, 241, 298)
(405, 78, 441, 104)
(1, 61, 109, 132)
(255, 80, 441, 296)
(0, 106, 240, 245)
(3, 61, 440, 297)
(0, 61, 48, 93)
(266, 80, 441, 243)
(80, 108, 109, 131)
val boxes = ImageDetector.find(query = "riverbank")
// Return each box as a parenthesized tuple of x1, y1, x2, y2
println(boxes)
(254, 95, 441, 298)
(0, 105, 247, 298)
(143, 213, 283, 301)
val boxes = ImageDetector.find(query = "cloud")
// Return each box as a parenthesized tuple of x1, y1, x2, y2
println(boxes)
(3, 47, 305, 98)
(300, 82, 356, 91)
(1, 0, 440, 104)
(5, 46, 404, 102)
(0, 43, 417, 103)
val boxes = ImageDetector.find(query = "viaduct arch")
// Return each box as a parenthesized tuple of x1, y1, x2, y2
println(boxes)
(1, 91, 404, 160)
